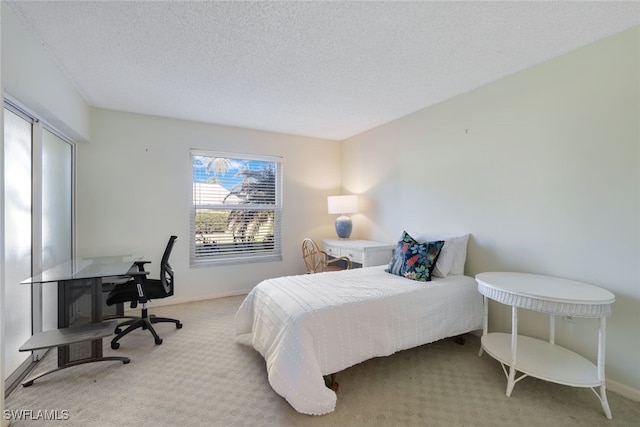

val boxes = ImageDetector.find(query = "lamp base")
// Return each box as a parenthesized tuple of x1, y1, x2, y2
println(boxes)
(335, 216, 352, 239)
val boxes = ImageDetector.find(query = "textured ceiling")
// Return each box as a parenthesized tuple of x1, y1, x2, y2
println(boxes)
(5, 1, 640, 140)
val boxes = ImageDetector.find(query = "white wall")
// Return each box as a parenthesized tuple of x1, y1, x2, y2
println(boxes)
(343, 27, 640, 396)
(1, 3, 90, 142)
(76, 108, 342, 301)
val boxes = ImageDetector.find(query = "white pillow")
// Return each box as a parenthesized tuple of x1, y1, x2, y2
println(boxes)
(408, 232, 469, 277)
(449, 233, 470, 275)
(408, 232, 455, 277)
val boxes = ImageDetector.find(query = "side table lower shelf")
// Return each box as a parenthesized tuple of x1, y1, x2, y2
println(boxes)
(481, 333, 600, 387)
(19, 320, 130, 387)
(481, 331, 611, 419)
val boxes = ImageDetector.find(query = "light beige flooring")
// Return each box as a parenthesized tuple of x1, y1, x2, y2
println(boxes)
(5, 296, 640, 426)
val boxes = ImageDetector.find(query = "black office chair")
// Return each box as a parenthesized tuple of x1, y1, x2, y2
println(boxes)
(106, 235, 183, 349)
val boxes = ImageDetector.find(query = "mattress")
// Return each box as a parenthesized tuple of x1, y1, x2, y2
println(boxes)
(234, 265, 483, 415)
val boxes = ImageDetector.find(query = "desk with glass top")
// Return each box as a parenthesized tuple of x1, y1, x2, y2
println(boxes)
(20, 256, 141, 386)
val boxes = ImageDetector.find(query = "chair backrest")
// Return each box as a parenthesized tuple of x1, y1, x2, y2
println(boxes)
(160, 235, 178, 296)
(301, 238, 322, 273)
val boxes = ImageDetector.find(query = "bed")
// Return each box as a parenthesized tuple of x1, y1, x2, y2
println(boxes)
(234, 232, 482, 415)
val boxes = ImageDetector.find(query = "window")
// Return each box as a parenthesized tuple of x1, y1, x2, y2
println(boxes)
(190, 150, 282, 267)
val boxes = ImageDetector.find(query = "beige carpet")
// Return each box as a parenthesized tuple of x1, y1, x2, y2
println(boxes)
(5, 296, 640, 426)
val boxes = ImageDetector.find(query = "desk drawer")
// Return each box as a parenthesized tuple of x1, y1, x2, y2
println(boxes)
(324, 245, 340, 258)
(324, 245, 363, 264)
(340, 247, 364, 264)
(323, 240, 394, 268)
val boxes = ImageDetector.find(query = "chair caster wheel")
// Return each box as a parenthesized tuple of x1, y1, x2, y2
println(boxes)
(155, 338, 163, 345)
(115, 328, 122, 334)
(111, 342, 120, 350)
(177, 323, 183, 329)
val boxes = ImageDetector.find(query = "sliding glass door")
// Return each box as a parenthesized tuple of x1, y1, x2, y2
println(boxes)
(3, 108, 33, 383)
(3, 103, 74, 387)
(40, 129, 73, 332)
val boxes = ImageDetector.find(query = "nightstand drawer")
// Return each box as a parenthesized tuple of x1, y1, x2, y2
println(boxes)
(324, 244, 363, 262)
(323, 245, 341, 258)
(340, 247, 364, 264)
(322, 239, 394, 268)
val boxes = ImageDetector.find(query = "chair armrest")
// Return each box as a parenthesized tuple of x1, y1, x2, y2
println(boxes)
(126, 270, 152, 305)
(130, 260, 151, 272)
(113, 270, 149, 308)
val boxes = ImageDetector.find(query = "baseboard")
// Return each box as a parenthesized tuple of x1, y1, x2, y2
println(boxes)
(607, 378, 640, 402)
(169, 290, 250, 306)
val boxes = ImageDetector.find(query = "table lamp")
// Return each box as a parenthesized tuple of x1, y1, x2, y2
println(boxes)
(327, 195, 358, 239)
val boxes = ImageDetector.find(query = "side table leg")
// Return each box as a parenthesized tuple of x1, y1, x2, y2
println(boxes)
(479, 296, 488, 357)
(599, 384, 612, 420)
(597, 316, 612, 419)
(506, 305, 518, 397)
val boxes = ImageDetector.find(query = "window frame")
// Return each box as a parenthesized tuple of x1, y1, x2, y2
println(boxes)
(189, 149, 283, 267)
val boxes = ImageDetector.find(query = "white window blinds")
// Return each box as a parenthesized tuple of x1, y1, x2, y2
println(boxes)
(190, 150, 282, 267)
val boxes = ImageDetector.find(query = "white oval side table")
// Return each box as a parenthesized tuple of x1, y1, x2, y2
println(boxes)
(476, 272, 616, 419)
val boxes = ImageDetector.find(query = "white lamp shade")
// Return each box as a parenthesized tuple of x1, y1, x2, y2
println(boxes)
(327, 195, 358, 215)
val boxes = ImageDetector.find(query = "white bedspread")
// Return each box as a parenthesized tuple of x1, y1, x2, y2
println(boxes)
(234, 265, 483, 415)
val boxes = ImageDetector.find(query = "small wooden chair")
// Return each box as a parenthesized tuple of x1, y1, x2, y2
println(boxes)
(302, 238, 352, 273)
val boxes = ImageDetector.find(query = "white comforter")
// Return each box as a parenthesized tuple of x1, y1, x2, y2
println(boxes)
(234, 265, 483, 415)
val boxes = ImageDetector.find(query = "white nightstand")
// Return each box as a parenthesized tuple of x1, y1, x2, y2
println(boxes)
(322, 239, 395, 267)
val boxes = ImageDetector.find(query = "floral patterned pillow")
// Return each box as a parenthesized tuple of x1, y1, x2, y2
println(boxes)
(386, 231, 444, 281)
